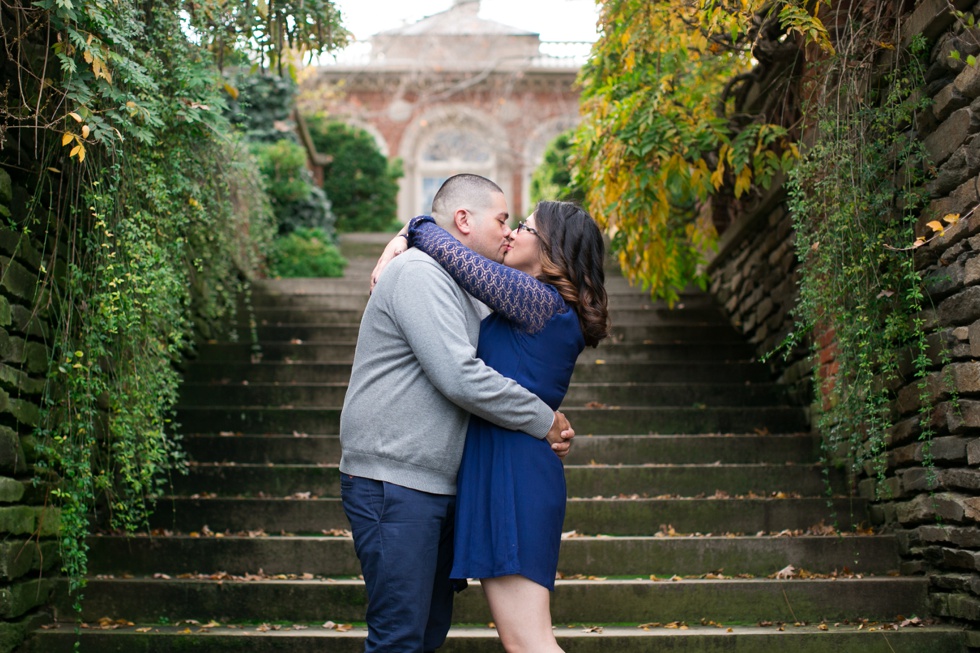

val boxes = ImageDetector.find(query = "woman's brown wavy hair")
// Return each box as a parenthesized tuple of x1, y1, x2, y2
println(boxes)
(532, 201, 610, 347)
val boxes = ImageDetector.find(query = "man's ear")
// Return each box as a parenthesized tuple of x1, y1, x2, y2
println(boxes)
(453, 208, 471, 235)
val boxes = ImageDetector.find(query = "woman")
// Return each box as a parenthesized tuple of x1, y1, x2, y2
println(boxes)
(404, 200, 609, 652)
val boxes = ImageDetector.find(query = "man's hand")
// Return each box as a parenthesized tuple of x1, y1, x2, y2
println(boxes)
(370, 234, 408, 291)
(545, 410, 574, 459)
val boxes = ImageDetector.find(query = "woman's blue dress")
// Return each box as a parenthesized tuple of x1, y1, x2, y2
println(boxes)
(408, 218, 585, 591)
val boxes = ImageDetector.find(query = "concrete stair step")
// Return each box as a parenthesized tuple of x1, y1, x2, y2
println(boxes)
(179, 360, 772, 384)
(51, 577, 934, 624)
(236, 306, 730, 326)
(86, 534, 900, 578)
(178, 433, 819, 466)
(147, 497, 866, 536)
(169, 463, 843, 498)
(565, 434, 818, 465)
(245, 322, 750, 344)
(29, 624, 967, 653)
(191, 341, 758, 365)
(175, 381, 789, 409)
(174, 405, 808, 436)
(564, 382, 787, 407)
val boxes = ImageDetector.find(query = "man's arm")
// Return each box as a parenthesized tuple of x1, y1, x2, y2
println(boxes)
(389, 259, 570, 445)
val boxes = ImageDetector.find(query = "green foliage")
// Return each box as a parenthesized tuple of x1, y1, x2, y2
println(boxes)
(574, 0, 801, 305)
(305, 117, 403, 232)
(777, 33, 939, 496)
(183, 0, 350, 74)
(253, 140, 316, 204)
(226, 73, 300, 142)
(251, 139, 336, 235)
(230, 76, 338, 236)
(269, 228, 347, 278)
(2, 0, 292, 601)
(530, 130, 585, 206)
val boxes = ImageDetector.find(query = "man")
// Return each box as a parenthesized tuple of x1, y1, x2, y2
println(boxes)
(339, 174, 572, 653)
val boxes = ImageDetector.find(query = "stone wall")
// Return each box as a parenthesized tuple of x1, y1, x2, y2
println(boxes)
(0, 166, 61, 651)
(707, 0, 980, 633)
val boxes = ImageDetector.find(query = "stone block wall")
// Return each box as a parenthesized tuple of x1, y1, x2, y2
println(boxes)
(707, 0, 980, 632)
(707, 187, 808, 401)
(0, 166, 61, 652)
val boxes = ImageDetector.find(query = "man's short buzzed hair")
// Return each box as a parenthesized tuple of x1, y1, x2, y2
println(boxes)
(431, 174, 504, 219)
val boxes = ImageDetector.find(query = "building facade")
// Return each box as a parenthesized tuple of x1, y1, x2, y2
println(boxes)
(302, 0, 588, 220)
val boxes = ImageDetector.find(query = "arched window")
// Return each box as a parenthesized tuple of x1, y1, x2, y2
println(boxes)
(417, 128, 495, 214)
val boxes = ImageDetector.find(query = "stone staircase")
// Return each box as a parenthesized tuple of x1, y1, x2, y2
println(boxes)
(29, 234, 965, 651)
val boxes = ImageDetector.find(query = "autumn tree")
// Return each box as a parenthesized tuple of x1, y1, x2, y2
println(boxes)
(574, 0, 826, 303)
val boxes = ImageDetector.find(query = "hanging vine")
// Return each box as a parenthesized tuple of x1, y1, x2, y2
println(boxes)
(1, 0, 345, 599)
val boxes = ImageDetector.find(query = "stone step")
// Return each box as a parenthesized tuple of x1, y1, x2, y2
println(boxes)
(170, 463, 843, 498)
(179, 360, 773, 385)
(179, 433, 819, 466)
(86, 534, 900, 578)
(174, 405, 808, 435)
(52, 576, 934, 624)
(246, 322, 750, 344)
(29, 624, 967, 653)
(148, 497, 866, 536)
(192, 341, 758, 365)
(236, 306, 731, 327)
(175, 381, 789, 409)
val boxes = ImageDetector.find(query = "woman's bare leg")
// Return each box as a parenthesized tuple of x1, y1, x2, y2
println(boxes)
(481, 575, 564, 653)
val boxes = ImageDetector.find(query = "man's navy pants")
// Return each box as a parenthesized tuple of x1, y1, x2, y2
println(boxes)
(340, 474, 456, 653)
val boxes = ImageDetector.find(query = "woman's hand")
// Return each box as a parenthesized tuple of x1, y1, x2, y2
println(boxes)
(370, 234, 408, 292)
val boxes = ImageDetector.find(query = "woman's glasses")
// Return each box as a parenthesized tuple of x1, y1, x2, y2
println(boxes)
(516, 221, 541, 238)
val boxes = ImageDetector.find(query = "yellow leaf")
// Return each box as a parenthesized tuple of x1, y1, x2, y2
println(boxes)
(81, 125, 90, 139)
(126, 101, 137, 108)
(69, 111, 82, 123)
(943, 213, 961, 224)
(70, 145, 80, 158)
(912, 236, 927, 249)
(223, 83, 240, 100)
(62, 132, 73, 146)
(925, 220, 945, 233)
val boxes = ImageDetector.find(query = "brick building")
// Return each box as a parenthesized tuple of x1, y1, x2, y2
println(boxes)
(302, 0, 588, 219)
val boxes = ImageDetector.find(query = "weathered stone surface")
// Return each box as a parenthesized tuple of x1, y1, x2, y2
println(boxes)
(906, 0, 977, 45)
(947, 592, 980, 621)
(925, 107, 973, 165)
(0, 258, 38, 304)
(899, 467, 939, 493)
(0, 477, 24, 504)
(895, 492, 980, 524)
(942, 468, 980, 491)
(0, 539, 58, 582)
(939, 285, 980, 324)
(935, 134, 980, 197)
(0, 170, 10, 205)
(920, 524, 980, 548)
(0, 427, 25, 475)
(934, 82, 970, 122)
(968, 437, 980, 464)
(0, 506, 59, 537)
(0, 578, 53, 619)
(0, 507, 34, 536)
(945, 398, 980, 432)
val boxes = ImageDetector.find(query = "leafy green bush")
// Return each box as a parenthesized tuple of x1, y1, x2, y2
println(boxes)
(251, 138, 336, 235)
(530, 130, 585, 206)
(305, 116, 403, 232)
(269, 228, 347, 278)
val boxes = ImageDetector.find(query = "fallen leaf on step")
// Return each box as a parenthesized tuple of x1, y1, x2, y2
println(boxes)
(773, 564, 797, 579)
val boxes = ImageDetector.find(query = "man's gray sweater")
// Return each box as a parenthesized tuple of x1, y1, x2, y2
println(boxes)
(339, 248, 556, 495)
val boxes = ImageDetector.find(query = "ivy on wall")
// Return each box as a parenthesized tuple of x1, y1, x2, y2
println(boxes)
(1, 0, 345, 599)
